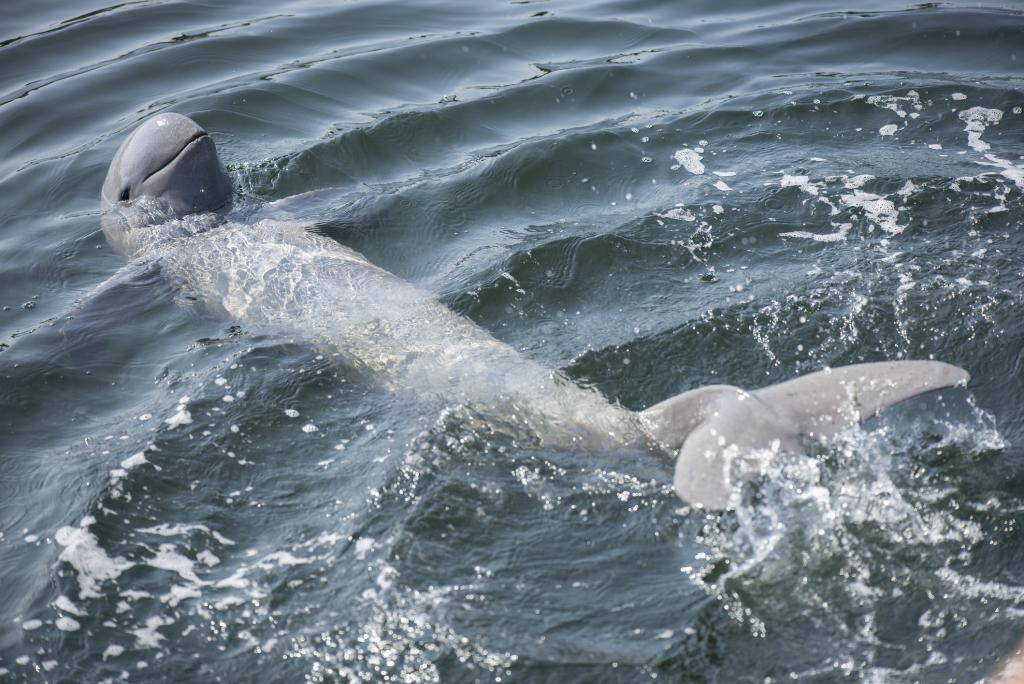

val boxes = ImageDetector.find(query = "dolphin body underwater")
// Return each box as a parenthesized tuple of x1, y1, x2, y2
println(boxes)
(100, 113, 970, 509)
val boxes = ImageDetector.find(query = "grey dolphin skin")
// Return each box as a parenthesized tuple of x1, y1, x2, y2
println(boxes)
(103, 114, 232, 214)
(100, 113, 970, 510)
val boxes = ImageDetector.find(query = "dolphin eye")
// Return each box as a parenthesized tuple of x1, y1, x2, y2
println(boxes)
(119, 187, 130, 202)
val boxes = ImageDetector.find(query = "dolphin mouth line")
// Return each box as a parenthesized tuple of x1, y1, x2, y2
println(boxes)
(139, 130, 209, 186)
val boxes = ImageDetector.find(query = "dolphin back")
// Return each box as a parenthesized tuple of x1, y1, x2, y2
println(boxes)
(641, 361, 970, 509)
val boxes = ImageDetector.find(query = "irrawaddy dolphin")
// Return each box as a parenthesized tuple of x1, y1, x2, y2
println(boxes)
(99, 113, 970, 509)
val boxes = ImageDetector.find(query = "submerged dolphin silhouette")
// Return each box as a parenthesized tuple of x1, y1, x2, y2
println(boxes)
(100, 113, 969, 509)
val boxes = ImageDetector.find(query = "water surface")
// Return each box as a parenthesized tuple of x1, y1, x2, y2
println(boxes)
(1, 1, 1023, 681)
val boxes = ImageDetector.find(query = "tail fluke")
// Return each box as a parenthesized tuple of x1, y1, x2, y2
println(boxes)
(752, 361, 970, 439)
(640, 361, 970, 510)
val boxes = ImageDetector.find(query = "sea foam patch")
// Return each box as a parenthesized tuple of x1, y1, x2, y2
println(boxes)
(165, 396, 193, 428)
(866, 90, 923, 118)
(840, 191, 903, 235)
(780, 222, 852, 243)
(671, 148, 705, 174)
(959, 107, 1003, 152)
(55, 520, 134, 599)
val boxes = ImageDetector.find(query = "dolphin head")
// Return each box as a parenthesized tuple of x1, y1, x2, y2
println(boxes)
(101, 113, 232, 253)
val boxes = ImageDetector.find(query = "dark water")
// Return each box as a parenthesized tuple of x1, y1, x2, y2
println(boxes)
(2, 0, 1024, 681)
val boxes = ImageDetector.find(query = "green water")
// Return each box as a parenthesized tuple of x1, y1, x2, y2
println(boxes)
(1, 1, 1023, 681)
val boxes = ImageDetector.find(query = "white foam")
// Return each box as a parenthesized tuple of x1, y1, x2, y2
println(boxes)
(284, 408, 300, 418)
(197, 550, 220, 566)
(148, 544, 204, 584)
(140, 522, 206, 536)
(210, 530, 235, 546)
(780, 223, 852, 243)
(55, 616, 80, 632)
(713, 180, 732, 192)
(780, 175, 818, 196)
(672, 148, 705, 174)
(120, 452, 147, 470)
(55, 524, 133, 599)
(102, 644, 125, 661)
(866, 90, 922, 118)
(958, 106, 1003, 152)
(131, 616, 173, 649)
(842, 174, 874, 189)
(213, 567, 251, 591)
(713, 171, 736, 177)
(981, 153, 1024, 190)
(261, 551, 311, 566)
(936, 567, 1024, 602)
(162, 584, 202, 607)
(879, 124, 898, 136)
(138, 522, 234, 546)
(951, 92, 967, 101)
(841, 191, 903, 234)
(203, 548, 315, 606)
(22, 619, 43, 631)
(165, 401, 192, 429)
(656, 207, 695, 221)
(54, 595, 85, 616)
(355, 537, 376, 560)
